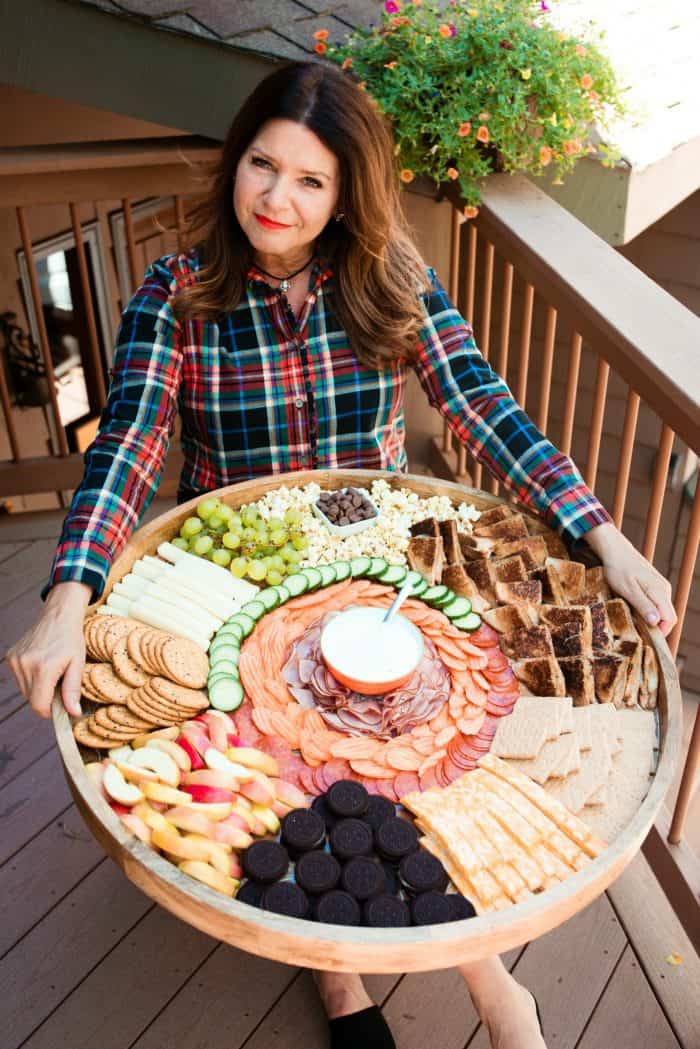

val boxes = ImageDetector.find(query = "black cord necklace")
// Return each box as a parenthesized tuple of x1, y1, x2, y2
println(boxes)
(254, 255, 314, 292)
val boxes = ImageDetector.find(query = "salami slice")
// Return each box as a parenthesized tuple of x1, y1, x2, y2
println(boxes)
(375, 778, 399, 803)
(440, 756, 466, 784)
(322, 757, 352, 786)
(393, 771, 420, 798)
(419, 766, 440, 792)
(470, 623, 499, 647)
(298, 763, 319, 797)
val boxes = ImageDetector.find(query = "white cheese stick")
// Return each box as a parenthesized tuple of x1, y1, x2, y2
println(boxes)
(154, 573, 231, 622)
(157, 542, 237, 591)
(98, 601, 127, 616)
(141, 579, 222, 633)
(130, 596, 210, 650)
(131, 559, 166, 582)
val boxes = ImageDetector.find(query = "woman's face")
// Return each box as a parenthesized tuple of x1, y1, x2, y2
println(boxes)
(233, 118, 340, 264)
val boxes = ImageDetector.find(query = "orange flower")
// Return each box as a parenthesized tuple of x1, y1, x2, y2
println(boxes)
(313, 29, 329, 40)
(539, 145, 552, 166)
(341, 57, 353, 69)
(438, 23, 451, 37)
(384, 60, 398, 68)
(562, 137, 582, 156)
(458, 121, 472, 136)
(463, 205, 479, 219)
(447, 167, 459, 180)
(314, 41, 327, 54)
(400, 168, 415, 183)
(476, 125, 490, 144)
(575, 44, 587, 57)
(589, 89, 600, 102)
(581, 73, 593, 90)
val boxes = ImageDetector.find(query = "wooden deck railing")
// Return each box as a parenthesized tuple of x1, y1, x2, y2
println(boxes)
(432, 176, 700, 933)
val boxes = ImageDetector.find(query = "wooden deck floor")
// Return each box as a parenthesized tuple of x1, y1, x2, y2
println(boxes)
(1, 507, 699, 1049)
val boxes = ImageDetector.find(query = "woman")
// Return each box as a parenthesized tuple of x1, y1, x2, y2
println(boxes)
(8, 62, 675, 1049)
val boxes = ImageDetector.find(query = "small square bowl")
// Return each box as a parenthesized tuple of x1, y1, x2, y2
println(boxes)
(312, 487, 381, 537)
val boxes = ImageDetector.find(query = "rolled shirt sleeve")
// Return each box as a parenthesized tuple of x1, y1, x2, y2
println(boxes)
(413, 268, 612, 541)
(44, 258, 183, 600)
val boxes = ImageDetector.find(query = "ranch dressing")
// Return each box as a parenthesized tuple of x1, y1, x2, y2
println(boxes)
(321, 606, 423, 685)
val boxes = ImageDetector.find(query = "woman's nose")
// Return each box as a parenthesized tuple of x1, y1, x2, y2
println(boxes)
(264, 175, 292, 211)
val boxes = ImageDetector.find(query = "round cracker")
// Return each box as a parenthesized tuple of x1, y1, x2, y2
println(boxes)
(138, 684, 190, 720)
(102, 704, 152, 730)
(126, 627, 158, 674)
(103, 616, 141, 658)
(74, 719, 122, 749)
(112, 635, 150, 687)
(150, 677, 208, 710)
(160, 637, 209, 689)
(126, 692, 174, 726)
(84, 617, 106, 661)
(90, 664, 133, 705)
(85, 716, 136, 740)
(91, 616, 116, 662)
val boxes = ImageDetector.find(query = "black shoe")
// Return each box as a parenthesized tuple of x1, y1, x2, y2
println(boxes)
(328, 1005, 396, 1049)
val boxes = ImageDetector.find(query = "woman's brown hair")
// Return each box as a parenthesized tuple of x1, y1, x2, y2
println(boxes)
(174, 61, 429, 368)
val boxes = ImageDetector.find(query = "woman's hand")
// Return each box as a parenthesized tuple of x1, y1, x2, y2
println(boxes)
(7, 581, 92, 719)
(585, 523, 677, 637)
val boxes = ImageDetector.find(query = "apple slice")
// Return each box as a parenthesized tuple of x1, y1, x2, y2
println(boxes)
(142, 781, 192, 806)
(225, 746, 278, 777)
(131, 802, 176, 833)
(228, 854, 243, 880)
(270, 778, 308, 810)
(250, 804, 280, 835)
(164, 806, 217, 838)
(107, 745, 134, 763)
(232, 802, 266, 837)
(176, 735, 205, 771)
(180, 837, 235, 877)
(85, 761, 110, 802)
(185, 769, 240, 792)
(181, 783, 236, 805)
(271, 799, 294, 820)
(132, 726, 179, 748)
(120, 812, 152, 844)
(238, 776, 275, 807)
(151, 827, 215, 862)
(204, 747, 255, 782)
(128, 748, 181, 788)
(113, 759, 159, 785)
(181, 801, 233, 821)
(145, 738, 192, 773)
(178, 859, 238, 897)
(218, 811, 253, 834)
(180, 723, 211, 756)
(103, 764, 144, 807)
(200, 711, 232, 752)
(213, 822, 253, 849)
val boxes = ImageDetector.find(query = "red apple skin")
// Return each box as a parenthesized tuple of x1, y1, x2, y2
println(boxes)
(229, 855, 243, 880)
(180, 724, 211, 755)
(177, 735, 206, 770)
(110, 802, 131, 817)
(269, 778, 308, 810)
(238, 779, 275, 807)
(219, 811, 252, 834)
(181, 784, 236, 805)
(226, 733, 241, 747)
(213, 823, 253, 849)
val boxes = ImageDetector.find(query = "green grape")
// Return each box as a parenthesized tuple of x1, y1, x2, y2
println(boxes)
(260, 555, 273, 569)
(180, 516, 203, 539)
(268, 516, 285, 531)
(270, 529, 287, 548)
(171, 536, 189, 551)
(284, 508, 303, 526)
(192, 534, 214, 557)
(281, 543, 297, 562)
(230, 556, 248, 578)
(266, 568, 283, 586)
(228, 514, 243, 533)
(222, 531, 241, 550)
(207, 512, 226, 531)
(247, 560, 267, 582)
(291, 533, 307, 551)
(241, 540, 258, 557)
(196, 497, 220, 521)
(241, 527, 258, 543)
(241, 505, 260, 527)
(270, 554, 285, 572)
(211, 548, 232, 567)
(218, 504, 234, 523)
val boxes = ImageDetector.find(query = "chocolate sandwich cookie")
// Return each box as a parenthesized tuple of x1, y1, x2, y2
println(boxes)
(410, 891, 454, 926)
(363, 894, 411, 928)
(341, 856, 386, 901)
(236, 880, 266, 908)
(399, 850, 449, 895)
(446, 894, 477, 921)
(242, 840, 290, 884)
(281, 808, 326, 859)
(295, 850, 341, 896)
(329, 818, 374, 862)
(326, 780, 369, 820)
(313, 889, 362, 926)
(261, 881, 310, 919)
(375, 817, 419, 864)
(381, 860, 400, 896)
(312, 794, 338, 832)
(362, 794, 396, 832)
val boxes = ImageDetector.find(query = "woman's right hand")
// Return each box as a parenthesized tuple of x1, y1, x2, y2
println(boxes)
(7, 581, 93, 719)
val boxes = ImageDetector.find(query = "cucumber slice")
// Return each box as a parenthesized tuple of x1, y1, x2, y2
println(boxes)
(239, 599, 266, 621)
(451, 611, 482, 631)
(421, 584, 449, 605)
(443, 596, 475, 620)
(274, 583, 291, 604)
(209, 644, 240, 665)
(227, 612, 255, 638)
(209, 632, 239, 654)
(331, 560, 352, 582)
(206, 656, 239, 676)
(208, 667, 239, 689)
(220, 621, 245, 642)
(257, 587, 280, 612)
(300, 567, 323, 590)
(433, 589, 456, 608)
(379, 564, 408, 586)
(318, 564, 337, 587)
(404, 570, 428, 597)
(283, 573, 309, 597)
(208, 677, 244, 712)
(365, 556, 388, 578)
(349, 555, 371, 577)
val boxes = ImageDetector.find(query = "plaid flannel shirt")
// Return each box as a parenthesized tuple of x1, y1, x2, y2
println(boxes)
(46, 251, 611, 598)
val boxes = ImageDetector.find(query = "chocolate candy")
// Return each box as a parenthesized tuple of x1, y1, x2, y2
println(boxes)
(399, 850, 449, 895)
(281, 808, 326, 859)
(236, 880, 265, 908)
(316, 488, 377, 526)
(375, 817, 419, 863)
(295, 850, 342, 896)
(329, 818, 374, 861)
(363, 894, 411, 928)
(313, 889, 362, 926)
(340, 856, 386, 901)
(446, 893, 477, 921)
(410, 891, 454, 926)
(242, 840, 290, 884)
(327, 780, 369, 820)
(261, 881, 310, 919)
(362, 794, 396, 832)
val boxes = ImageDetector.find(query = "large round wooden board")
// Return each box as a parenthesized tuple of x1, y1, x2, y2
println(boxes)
(53, 469, 682, 972)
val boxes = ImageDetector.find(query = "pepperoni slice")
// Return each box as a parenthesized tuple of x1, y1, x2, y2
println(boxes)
(419, 766, 440, 791)
(394, 771, 420, 798)
(322, 757, 352, 785)
(485, 650, 509, 672)
(470, 623, 499, 647)
(298, 764, 319, 796)
(440, 756, 466, 784)
(375, 778, 399, 803)
(312, 765, 330, 794)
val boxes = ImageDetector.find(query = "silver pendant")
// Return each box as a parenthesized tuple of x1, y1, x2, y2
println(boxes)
(280, 279, 290, 293)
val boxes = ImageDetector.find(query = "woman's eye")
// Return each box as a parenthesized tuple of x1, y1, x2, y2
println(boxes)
(303, 177, 323, 189)
(251, 155, 271, 168)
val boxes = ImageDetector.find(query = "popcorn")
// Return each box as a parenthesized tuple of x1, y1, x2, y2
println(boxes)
(253, 479, 481, 567)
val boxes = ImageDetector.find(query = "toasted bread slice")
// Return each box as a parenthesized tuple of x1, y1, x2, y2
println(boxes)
(615, 638, 643, 706)
(482, 605, 533, 633)
(457, 533, 495, 562)
(441, 564, 491, 613)
(438, 518, 464, 565)
(558, 656, 595, 706)
(465, 560, 497, 604)
(590, 601, 612, 651)
(493, 535, 548, 571)
(530, 564, 567, 605)
(512, 656, 567, 696)
(539, 605, 593, 649)
(639, 644, 659, 710)
(491, 555, 528, 583)
(406, 535, 444, 586)
(495, 580, 543, 606)
(474, 504, 514, 528)
(584, 565, 612, 603)
(605, 599, 638, 640)
(501, 626, 555, 660)
(546, 557, 586, 604)
(409, 517, 441, 539)
(538, 529, 570, 559)
(593, 653, 628, 706)
(551, 626, 586, 658)
(474, 514, 529, 541)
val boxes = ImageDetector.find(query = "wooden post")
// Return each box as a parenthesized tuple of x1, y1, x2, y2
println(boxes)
(515, 283, 534, 408)
(536, 305, 557, 435)
(642, 424, 675, 562)
(69, 202, 107, 407)
(122, 197, 140, 295)
(560, 332, 582, 457)
(583, 357, 610, 491)
(611, 388, 641, 529)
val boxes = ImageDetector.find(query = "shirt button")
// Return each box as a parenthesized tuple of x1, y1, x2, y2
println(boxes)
(295, 397, 304, 410)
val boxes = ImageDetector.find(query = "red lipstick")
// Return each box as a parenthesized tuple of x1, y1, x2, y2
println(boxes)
(255, 213, 292, 230)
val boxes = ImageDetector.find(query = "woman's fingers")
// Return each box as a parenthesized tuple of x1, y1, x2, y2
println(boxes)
(631, 577, 677, 638)
(61, 656, 84, 718)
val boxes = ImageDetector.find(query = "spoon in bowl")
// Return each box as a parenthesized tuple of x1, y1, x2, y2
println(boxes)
(382, 578, 415, 625)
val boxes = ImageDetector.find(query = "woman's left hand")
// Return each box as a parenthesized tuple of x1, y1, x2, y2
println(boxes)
(585, 523, 677, 637)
